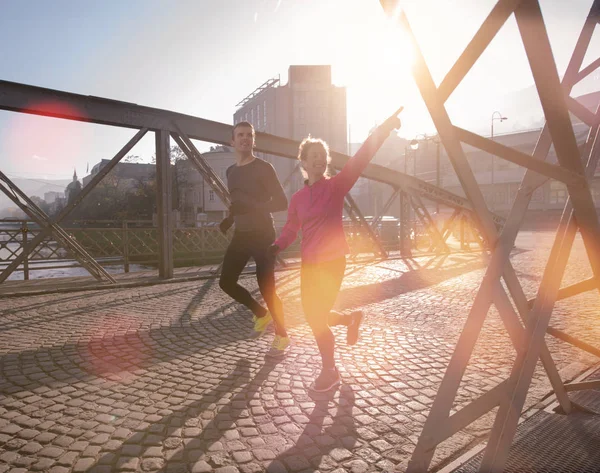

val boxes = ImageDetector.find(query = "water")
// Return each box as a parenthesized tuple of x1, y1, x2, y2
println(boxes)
(1, 242, 153, 281)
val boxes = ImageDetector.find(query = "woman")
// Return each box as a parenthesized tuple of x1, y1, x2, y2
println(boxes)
(270, 108, 402, 392)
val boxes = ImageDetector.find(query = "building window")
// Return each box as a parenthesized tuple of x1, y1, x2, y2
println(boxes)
(531, 187, 543, 202)
(263, 100, 267, 128)
(298, 108, 305, 120)
(296, 124, 306, 139)
(250, 108, 254, 125)
(296, 91, 306, 104)
(549, 182, 567, 204)
(209, 190, 215, 202)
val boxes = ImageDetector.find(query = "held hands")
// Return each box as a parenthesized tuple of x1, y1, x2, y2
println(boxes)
(381, 106, 404, 133)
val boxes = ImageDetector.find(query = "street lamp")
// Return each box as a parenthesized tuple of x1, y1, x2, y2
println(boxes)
(490, 111, 508, 211)
(410, 134, 443, 213)
(409, 139, 419, 177)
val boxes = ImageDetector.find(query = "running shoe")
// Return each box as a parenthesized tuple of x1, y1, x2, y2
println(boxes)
(310, 367, 341, 392)
(251, 311, 273, 338)
(265, 334, 290, 358)
(346, 310, 364, 346)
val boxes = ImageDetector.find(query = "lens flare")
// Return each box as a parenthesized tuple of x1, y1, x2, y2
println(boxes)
(3, 100, 88, 177)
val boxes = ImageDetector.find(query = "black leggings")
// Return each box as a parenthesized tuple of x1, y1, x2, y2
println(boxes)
(219, 230, 286, 336)
(301, 257, 351, 369)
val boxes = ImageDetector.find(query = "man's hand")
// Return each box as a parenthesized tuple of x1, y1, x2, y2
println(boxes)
(381, 106, 403, 132)
(267, 244, 280, 259)
(219, 215, 234, 234)
(229, 200, 252, 216)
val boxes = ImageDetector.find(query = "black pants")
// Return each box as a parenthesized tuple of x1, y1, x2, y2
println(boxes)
(301, 257, 351, 369)
(219, 229, 286, 336)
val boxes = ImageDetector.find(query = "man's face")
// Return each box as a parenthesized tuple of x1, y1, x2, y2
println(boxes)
(231, 125, 255, 153)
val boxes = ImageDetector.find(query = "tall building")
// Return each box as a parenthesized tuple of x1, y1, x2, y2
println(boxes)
(233, 65, 348, 197)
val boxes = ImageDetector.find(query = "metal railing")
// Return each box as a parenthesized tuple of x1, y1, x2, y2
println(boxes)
(0, 219, 412, 279)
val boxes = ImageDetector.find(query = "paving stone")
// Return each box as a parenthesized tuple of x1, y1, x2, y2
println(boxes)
(56, 451, 79, 466)
(116, 456, 139, 471)
(190, 460, 212, 473)
(16, 429, 39, 440)
(88, 467, 113, 473)
(239, 463, 263, 473)
(0, 451, 19, 463)
(98, 453, 117, 464)
(207, 441, 225, 452)
(253, 448, 276, 461)
(3, 438, 27, 450)
(121, 444, 142, 456)
(38, 446, 65, 458)
(140, 457, 165, 471)
(68, 441, 89, 452)
(73, 458, 96, 472)
(143, 446, 163, 457)
(232, 451, 253, 463)
(13, 456, 38, 468)
(48, 467, 71, 473)
(30, 457, 56, 471)
(82, 446, 102, 457)
(265, 460, 287, 473)
(283, 455, 311, 471)
(215, 467, 240, 473)
(345, 459, 369, 473)
(90, 433, 111, 445)
(1, 234, 598, 473)
(34, 432, 57, 444)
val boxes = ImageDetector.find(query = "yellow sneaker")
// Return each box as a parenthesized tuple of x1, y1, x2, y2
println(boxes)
(251, 312, 273, 338)
(265, 335, 290, 358)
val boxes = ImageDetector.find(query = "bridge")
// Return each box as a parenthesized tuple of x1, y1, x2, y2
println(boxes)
(1, 0, 599, 472)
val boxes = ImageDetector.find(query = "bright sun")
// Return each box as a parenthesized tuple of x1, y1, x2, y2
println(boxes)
(332, 7, 417, 139)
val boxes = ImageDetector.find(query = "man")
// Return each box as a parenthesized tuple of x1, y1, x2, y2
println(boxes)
(218, 121, 289, 357)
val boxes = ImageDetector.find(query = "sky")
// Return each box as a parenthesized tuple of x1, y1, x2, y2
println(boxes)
(1, 0, 599, 181)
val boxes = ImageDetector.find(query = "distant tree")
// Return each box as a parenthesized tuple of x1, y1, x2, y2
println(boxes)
(150, 145, 187, 165)
(123, 154, 142, 163)
(150, 145, 188, 211)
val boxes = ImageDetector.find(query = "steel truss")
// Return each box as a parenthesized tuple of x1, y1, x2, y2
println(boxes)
(380, 0, 600, 471)
(0, 80, 498, 283)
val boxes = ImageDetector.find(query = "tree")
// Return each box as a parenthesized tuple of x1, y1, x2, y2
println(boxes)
(150, 145, 187, 165)
(123, 154, 142, 163)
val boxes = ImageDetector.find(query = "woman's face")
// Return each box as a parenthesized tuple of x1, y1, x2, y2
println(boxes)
(303, 144, 328, 178)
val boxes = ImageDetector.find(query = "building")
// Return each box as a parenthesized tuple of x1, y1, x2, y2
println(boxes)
(440, 122, 600, 216)
(44, 191, 63, 204)
(64, 169, 82, 204)
(83, 160, 155, 189)
(233, 65, 348, 197)
(348, 121, 600, 223)
(176, 146, 236, 225)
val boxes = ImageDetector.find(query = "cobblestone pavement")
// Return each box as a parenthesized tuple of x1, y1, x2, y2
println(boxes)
(0, 231, 598, 473)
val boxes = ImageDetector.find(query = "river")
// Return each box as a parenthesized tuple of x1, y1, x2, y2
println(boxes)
(0, 242, 152, 281)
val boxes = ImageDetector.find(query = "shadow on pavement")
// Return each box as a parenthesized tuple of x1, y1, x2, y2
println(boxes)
(267, 384, 356, 472)
(88, 357, 282, 471)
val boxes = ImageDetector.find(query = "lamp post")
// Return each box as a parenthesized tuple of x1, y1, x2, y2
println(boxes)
(490, 111, 508, 211)
(400, 145, 411, 257)
(409, 139, 418, 177)
(410, 135, 442, 213)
